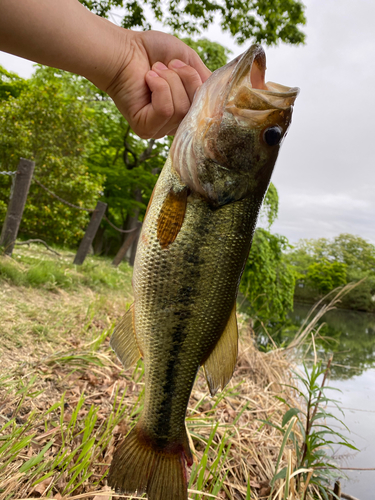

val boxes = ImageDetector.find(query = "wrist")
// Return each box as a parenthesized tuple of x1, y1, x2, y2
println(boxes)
(79, 16, 134, 93)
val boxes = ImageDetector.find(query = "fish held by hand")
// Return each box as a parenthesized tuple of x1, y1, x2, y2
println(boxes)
(107, 44, 299, 500)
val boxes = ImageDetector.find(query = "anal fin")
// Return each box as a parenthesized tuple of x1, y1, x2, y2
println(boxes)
(110, 304, 141, 369)
(203, 304, 238, 396)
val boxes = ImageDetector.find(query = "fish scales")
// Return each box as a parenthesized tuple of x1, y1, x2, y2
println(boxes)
(108, 44, 299, 500)
(134, 157, 260, 445)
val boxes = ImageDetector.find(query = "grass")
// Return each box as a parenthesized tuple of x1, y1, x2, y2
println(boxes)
(0, 246, 352, 499)
(1, 320, 302, 500)
(0, 244, 132, 292)
(0, 245, 132, 371)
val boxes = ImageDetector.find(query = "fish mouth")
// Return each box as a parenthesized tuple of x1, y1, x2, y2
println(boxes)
(223, 45, 299, 122)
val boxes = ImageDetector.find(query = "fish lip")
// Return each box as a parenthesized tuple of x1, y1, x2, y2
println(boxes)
(228, 45, 266, 90)
(225, 45, 300, 106)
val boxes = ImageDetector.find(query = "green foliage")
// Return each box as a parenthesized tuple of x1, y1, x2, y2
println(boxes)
(79, 0, 306, 46)
(0, 69, 103, 247)
(261, 182, 279, 228)
(240, 228, 295, 324)
(84, 97, 168, 245)
(0, 65, 29, 100)
(267, 360, 356, 499)
(306, 260, 347, 295)
(180, 37, 231, 71)
(288, 234, 375, 312)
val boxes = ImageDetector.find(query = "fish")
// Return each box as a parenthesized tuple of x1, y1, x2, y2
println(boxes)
(107, 44, 299, 500)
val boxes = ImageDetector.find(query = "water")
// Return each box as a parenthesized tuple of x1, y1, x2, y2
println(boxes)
(290, 303, 375, 500)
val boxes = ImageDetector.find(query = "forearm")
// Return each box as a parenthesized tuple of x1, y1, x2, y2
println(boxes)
(0, 0, 127, 90)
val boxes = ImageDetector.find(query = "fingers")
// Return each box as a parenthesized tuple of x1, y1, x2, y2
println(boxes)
(168, 59, 204, 103)
(138, 60, 202, 139)
(186, 52, 212, 84)
(139, 70, 175, 139)
(152, 61, 192, 130)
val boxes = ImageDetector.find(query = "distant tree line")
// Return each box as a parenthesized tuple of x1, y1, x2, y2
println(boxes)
(286, 234, 375, 313)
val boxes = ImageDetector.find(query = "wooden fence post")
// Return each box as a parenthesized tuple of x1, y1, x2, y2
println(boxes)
(73, 201, 107, 265)
(0, 158, 35, 256)
(112, 221, 142, 267)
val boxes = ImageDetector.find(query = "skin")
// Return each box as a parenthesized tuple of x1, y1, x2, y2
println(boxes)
(0, 0, 211, 139)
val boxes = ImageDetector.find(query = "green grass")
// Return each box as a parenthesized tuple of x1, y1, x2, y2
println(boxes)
(0, 244, 132, 292)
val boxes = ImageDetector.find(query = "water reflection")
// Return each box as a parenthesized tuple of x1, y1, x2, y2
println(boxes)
(289, 303, 375, 380)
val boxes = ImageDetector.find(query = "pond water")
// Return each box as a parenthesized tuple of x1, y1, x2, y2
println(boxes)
(290, 303, 375, 500)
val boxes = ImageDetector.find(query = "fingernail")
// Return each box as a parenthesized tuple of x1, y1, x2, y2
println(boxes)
(148, 70, 159, 77)
(170, 59, 186, 69)
(154, 62, 168, 71)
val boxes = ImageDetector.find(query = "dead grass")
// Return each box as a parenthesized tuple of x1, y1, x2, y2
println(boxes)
(0, 314, 310, 500)
(0, 247, 322, 500)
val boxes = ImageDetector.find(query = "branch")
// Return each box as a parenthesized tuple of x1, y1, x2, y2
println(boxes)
(15, 239, 61, 256)
(123, 137, 138, 169)
(139, 139, 156, 163)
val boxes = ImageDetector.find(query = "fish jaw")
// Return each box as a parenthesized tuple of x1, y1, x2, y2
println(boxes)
(171, 44, 299, 207)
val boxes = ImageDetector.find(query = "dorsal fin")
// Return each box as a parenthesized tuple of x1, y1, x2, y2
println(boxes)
(203, 304, 238, 396)
(110, 304, 141, 369)
(157, 187, 188, 249)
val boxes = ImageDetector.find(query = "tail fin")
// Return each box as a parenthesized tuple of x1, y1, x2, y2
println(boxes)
(107, 425, 192, 500)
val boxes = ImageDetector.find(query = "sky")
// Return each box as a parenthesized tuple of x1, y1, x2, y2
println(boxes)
(1, 0, 374, 245)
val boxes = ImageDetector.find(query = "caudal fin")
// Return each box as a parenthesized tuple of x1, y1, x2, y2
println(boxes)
(107, 425, 192, 500)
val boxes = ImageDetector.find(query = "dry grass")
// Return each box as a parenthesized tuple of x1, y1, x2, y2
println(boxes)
(0, 314, 310, 500)
(0, 247, 335, 500)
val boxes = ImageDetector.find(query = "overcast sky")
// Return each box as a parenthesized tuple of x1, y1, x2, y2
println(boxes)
(1, 0, 374, 245)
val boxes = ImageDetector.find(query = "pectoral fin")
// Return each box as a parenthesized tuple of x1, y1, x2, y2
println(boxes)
(157, 187, 188, 249)
(203, 305, 238, 396)
(110, 304, 141, 369)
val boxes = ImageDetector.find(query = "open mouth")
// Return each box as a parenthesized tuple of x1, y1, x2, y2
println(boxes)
(225, 45, 299, 115)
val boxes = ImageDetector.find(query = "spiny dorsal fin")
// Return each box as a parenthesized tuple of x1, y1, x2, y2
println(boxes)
(110, 304, 141, 369)
(203, 304, 238, 396)
(157, 187, 188, 249)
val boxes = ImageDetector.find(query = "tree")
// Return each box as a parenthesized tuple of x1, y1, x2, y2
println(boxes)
(79, 0, 306, 46)
(287, 234, 375, 312)
(180, 37, 231, 71)
(240, 187, 295, 326)
(306, 260, 347, 295)
(0, 69, 103, 247)
(240, 228, 295, 324)
(0, 66, 28, 100)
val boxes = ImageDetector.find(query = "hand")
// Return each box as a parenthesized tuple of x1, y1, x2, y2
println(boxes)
(105, 30, 211, 139)
(0, 0, 211, 139)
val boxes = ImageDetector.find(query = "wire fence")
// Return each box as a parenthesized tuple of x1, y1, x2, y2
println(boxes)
(33, 178, 138, 233)
(1, 159, 141, 264)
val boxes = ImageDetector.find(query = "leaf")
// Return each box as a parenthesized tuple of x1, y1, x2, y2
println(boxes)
(273, 466, 287, 481)
(282, 408, 300, 427)
(19, 440, 54, 473)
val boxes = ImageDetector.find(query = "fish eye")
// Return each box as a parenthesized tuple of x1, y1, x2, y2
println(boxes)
(263, 126, 282, 146)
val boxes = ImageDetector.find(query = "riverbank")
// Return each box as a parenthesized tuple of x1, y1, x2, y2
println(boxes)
(293, 283, 375, 314)
(0, 245, 345, 499)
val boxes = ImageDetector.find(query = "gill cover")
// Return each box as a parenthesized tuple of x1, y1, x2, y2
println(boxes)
(171, 45, 299, 207)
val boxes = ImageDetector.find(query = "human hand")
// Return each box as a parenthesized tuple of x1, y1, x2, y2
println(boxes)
(105, 30, 211, 139)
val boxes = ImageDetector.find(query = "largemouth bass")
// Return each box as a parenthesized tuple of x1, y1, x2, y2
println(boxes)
(108, 44, 298, 500)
